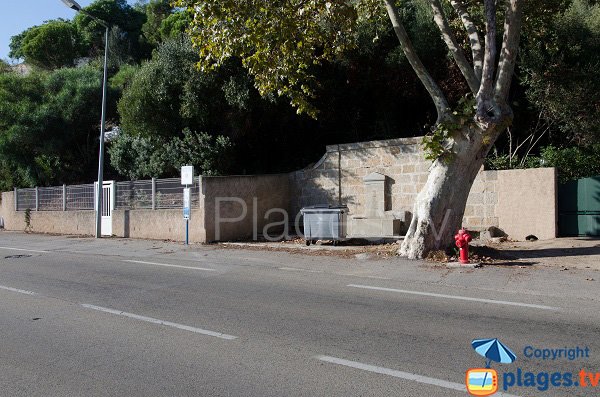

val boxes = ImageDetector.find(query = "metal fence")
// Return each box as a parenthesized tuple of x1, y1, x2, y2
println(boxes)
(15, 177, 199, 211)
(114, 177, 199, 210)
(16, 188, 37, 211)
(67, 184, 95, 210)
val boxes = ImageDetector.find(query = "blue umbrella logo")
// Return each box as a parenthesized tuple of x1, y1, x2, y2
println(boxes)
(472, 338, 517, 368)
(469, 338, 516, 393)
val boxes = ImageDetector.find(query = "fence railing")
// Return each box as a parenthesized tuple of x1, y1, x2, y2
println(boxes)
(14, 177, 200, 211)
(115, 177, 200, 210)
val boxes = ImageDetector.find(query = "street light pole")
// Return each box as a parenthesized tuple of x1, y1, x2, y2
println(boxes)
(60, 0, 109, 238)
(96, 25, 109, 238)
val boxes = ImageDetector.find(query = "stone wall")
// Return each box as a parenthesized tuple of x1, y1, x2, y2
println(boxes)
(0, 137, 558, 242)
(290, 138, 428, 217)
(289, 138, 494, 229)
(463, 170, 499, 229)
(289, 137, 557, 240)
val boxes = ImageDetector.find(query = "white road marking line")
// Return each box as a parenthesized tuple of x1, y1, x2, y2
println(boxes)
(279, 267, 323, 273)
(0, 285, 37, 295)
(341, 274, 392, 280)
(347, 284, 559, 311)
(81, 304, 237, 340)
(317, 356, 521, 397)
(122, 260, 216, 272)
(280, 267, 391, 280)
(0, 246, 48, 253)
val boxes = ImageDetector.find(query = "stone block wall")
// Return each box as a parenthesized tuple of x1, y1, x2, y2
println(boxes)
(463, 170, 499, 229)
(290, 137, 494, 229)
(290, 138, 430, 217)
(289, 137, 557, 239)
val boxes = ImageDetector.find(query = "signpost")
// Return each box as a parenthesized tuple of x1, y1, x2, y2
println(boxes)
(181, 165, 193, 245)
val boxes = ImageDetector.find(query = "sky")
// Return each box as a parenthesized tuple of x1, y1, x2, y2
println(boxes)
(0, 0, 135, 63)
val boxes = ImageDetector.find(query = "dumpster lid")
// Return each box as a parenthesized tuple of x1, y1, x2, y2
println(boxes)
(301, 204, 349, 213)
(301, 204, 348, 209)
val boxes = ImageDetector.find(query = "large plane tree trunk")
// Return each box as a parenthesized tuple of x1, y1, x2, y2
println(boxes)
(400, 123, 505, 259)
(383, 0, 523, 259)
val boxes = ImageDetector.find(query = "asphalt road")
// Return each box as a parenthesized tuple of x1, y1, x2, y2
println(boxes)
(0, 232, 599, 397)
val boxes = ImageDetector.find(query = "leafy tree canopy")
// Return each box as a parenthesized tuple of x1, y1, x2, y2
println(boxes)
(118, 36, 253, 139)
(8, 20, 81, 69)
(0, 65, 119, 190)
(74, 0, 147, 59)
(520, 0, 600, 144)
(140, 0, 174, 46)
(0, 60, 11, 74)
(159, 10, 193, 41)
(108, 128, 232, 179)
(173, 0, 377, 117)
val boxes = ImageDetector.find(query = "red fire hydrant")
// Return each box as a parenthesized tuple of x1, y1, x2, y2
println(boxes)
(455, 228, 472, 264)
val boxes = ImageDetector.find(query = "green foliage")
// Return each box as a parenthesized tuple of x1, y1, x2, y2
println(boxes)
(24, 208, 32, 232)
(10, 20, 81, 69)
(141, 0, 173, 46)
(163, 128, 233, 176)
(118, 36, 255, 139)
(9, 26, 39, 60)
(422, 96, 476, 162)
(159, 11, 192, 40)
(486, 145, 600, 183)
(0, 65, 118, 190)
(74, 0, 147, 60)
(538, 145, 600, 182)
(174, 0, 371, 118)
(108, 128, 232, 179)
(484, 152, 512, 171)
(520, 0, 600, 144)
(109, 64, 139, 90)
(0, 60, 11, 74)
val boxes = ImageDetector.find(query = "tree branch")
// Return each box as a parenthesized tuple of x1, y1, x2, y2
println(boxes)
(476, 0, 497, 121)
(383, 0, 449, 121)
(449, 0, 483, 82)
(427, 0, 479, 94)
(495, 0, 523, 102)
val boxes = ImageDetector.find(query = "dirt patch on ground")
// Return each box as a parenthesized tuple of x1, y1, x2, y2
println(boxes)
(480, 237, 600, 269)
(218, 238, 400, 259)
(217, 237, 600, 269)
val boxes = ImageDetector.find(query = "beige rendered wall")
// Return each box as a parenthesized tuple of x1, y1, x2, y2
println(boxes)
(112, 208, 205, 242)
(202, 174, 290, 242)
(0, 192, 17, 230)
(0, 191, 95, 235)
(497, 168, 558, 240)
(1, 190, 204, 241)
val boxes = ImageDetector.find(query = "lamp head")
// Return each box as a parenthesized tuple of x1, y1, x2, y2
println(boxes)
(61, 0, 82, 11)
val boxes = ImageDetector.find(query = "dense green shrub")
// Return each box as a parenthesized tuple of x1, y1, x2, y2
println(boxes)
(486, 145, 600, 183)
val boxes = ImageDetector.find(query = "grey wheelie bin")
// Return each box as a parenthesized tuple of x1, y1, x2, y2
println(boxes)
(300, 205, 348, 246)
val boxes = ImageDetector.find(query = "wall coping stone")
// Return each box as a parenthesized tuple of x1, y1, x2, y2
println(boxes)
(364, 172, 386, 182)
(325, 137, 423, 153)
